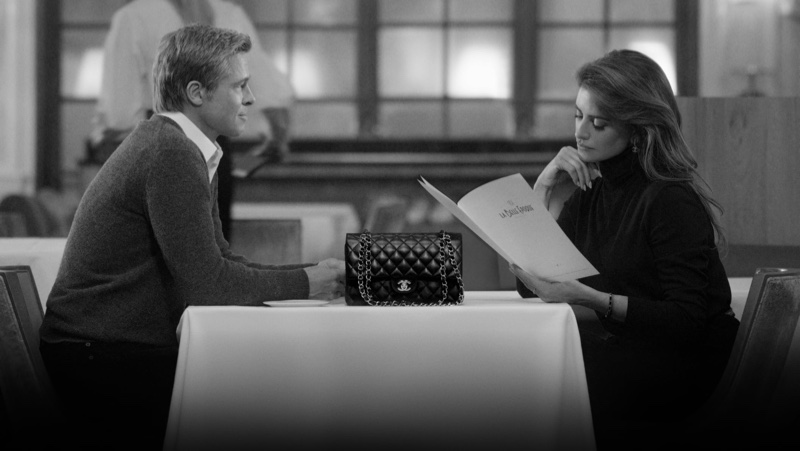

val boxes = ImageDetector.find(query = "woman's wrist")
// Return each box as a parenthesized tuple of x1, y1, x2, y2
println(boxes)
(572, 287, 608, 311)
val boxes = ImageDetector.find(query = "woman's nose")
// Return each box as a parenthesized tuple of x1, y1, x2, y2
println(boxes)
(575, 121, 590, 140)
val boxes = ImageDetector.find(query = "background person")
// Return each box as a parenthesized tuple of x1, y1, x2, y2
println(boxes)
(90, 0, 294, 239)
(40, 24, 343, 450)
(510, 49, 739, 449)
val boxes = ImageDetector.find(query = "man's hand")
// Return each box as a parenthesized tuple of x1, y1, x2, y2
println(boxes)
(303, 259, 346, 300)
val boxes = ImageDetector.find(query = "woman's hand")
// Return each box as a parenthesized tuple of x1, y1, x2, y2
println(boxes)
(535, 146, 600, 192)
(509, 264, 588, 304)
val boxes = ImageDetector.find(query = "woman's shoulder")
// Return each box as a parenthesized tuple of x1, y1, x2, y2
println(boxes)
(641, 180, 698, 204)
(641, 181, 708, 226)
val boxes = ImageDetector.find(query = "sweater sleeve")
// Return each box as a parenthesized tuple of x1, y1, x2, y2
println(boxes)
(622, 184, 717, 345)
(145, 144, 309, 306)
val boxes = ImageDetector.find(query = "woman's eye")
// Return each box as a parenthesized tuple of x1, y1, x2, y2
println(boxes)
(592, 119, 606, 129)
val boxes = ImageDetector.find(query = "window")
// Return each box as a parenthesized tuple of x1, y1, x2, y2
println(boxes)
(53, 0, 690, 183)
(534, 0, 677, 138)
(376, 0, 514, 138)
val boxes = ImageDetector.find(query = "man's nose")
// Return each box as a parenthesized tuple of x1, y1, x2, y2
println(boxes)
(243, 85, 255, 105)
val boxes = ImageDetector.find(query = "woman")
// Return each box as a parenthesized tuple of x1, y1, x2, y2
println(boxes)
(510, 50, 739, 442)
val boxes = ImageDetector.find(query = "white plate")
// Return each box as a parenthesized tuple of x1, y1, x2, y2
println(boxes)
(263, 300, 331, 307)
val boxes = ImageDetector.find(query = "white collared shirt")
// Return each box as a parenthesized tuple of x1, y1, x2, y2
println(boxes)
(158, 111, 222, 184)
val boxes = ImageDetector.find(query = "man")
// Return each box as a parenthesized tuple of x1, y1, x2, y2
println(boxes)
(90, 0, 295, 239)
(40, 24, 343, 450)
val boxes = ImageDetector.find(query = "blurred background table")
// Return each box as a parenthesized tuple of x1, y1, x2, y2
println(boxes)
(164, 291, 595, 450)
(229, 202, 360, 265)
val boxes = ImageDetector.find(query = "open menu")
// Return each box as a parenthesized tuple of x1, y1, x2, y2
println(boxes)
(419, 173, 598, 281)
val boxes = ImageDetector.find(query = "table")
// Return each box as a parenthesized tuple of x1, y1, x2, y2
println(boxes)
(164, 291, 596, 450)
(231, 202, 360, 263)
(0, 238, 66, 311)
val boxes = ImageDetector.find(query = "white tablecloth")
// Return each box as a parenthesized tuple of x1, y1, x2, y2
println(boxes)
(0, 238, 66, 311)
(164, 291, 596, 450)
(728, 277, 752, 320)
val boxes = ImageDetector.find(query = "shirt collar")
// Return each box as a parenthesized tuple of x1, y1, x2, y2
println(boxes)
(158, 111, 222, 182)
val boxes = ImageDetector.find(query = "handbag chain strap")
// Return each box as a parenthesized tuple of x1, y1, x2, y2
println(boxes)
(357, 231, 463, 306)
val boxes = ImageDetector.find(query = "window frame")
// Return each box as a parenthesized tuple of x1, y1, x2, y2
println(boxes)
(42, 0, 697, 189)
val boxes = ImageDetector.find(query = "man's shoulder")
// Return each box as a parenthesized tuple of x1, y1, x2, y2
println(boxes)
(128, 116, 187, 144)
(117, 117, 200, 167)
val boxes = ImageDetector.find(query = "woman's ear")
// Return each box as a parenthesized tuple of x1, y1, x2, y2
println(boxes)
(186, 81, 204, 107)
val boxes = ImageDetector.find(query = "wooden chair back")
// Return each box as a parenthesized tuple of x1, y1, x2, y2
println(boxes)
(690, 267, 800, 448)
(0, 266, 63, 448)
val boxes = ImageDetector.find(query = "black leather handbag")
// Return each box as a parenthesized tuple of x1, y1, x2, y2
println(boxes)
(344, 230, 464, 306)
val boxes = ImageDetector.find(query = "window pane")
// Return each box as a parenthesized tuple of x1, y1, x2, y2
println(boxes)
(539, 0, 603, 23)
(449, 101, 514, 138)
(609, 28, 677, 93)
(237, 0, 289, 24)
(448, 27, 511, 99)
(379, 0, 444, 23)
(293, 0, 357, 25)
(257, 30, 289, 73)
(291, 31, 356, 98)
(379, 102, 443, 137)
(379, 28, 444, 97)
(61, 30, 106, 98)
(62, 0, 126, 23)
(537, 29, 604, 100)
(533, 103, 575, 139)
(293, 102, 358, 137)
(61, 102, 95, 172)
(449, 0, 513, 22)
(610, 0, 674, 23)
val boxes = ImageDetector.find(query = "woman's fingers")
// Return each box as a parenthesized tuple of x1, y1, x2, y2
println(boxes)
(553, 147, 592, 190)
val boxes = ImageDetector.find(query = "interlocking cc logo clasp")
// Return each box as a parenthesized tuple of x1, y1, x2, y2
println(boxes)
(397, 280, 412, 292)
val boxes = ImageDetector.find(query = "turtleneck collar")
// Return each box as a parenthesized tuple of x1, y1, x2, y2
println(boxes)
(598, 148, 643, 187)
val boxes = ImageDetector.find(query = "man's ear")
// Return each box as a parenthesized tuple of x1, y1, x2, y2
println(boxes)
(186, 81, 205, 107)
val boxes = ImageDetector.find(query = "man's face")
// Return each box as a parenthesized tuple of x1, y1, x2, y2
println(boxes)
(197, 53, 254, 139)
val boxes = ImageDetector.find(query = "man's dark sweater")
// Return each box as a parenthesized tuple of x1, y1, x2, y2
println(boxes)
(41, 115, 310, 348)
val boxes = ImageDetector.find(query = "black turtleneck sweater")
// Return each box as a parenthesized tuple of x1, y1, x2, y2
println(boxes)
(521, 149, 741, 425)
(556, 149, 736, 348)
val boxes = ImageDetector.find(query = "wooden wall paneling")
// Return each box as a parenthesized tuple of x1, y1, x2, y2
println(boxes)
(723, 98, 769, 244)
(678, 97, 800, 246)
(764, 98, 800, 245)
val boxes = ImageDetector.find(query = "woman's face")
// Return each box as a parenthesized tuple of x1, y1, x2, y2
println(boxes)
(574, 86, 631, 163)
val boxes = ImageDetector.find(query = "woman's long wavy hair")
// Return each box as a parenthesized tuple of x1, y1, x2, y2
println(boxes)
(576, 49, 726, 249)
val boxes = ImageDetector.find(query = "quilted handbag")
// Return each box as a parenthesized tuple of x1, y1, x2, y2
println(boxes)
(344, 230, 464, 306)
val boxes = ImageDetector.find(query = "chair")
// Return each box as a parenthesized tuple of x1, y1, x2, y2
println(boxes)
(362, 194, 409, 232)
(0, 194, 59, 237)
(0, 266, 63, 449)
(0, 212, 27, 237)
(677, 267, 800, 449)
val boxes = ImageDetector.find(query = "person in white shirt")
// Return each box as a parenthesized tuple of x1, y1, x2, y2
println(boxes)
(90, 0, 294, 237)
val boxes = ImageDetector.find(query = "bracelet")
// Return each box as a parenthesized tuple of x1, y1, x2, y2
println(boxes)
(603, 293, 614, 319)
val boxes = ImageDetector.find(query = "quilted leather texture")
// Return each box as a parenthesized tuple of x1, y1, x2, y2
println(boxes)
(344, 231, 463, 306)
